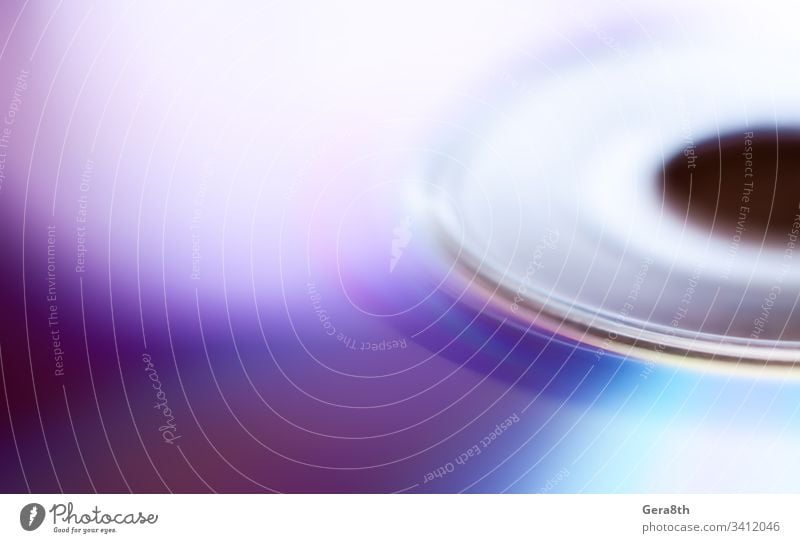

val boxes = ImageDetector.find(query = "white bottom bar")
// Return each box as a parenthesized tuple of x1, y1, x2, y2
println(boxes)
(1, 494, 796, 542)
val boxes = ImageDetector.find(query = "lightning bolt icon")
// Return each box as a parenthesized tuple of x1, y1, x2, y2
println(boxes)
(28, 505, 38, 527)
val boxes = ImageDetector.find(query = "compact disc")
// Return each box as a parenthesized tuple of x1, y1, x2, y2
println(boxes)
(425, 14, 800, 367)
(6, 0, 800, 500)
